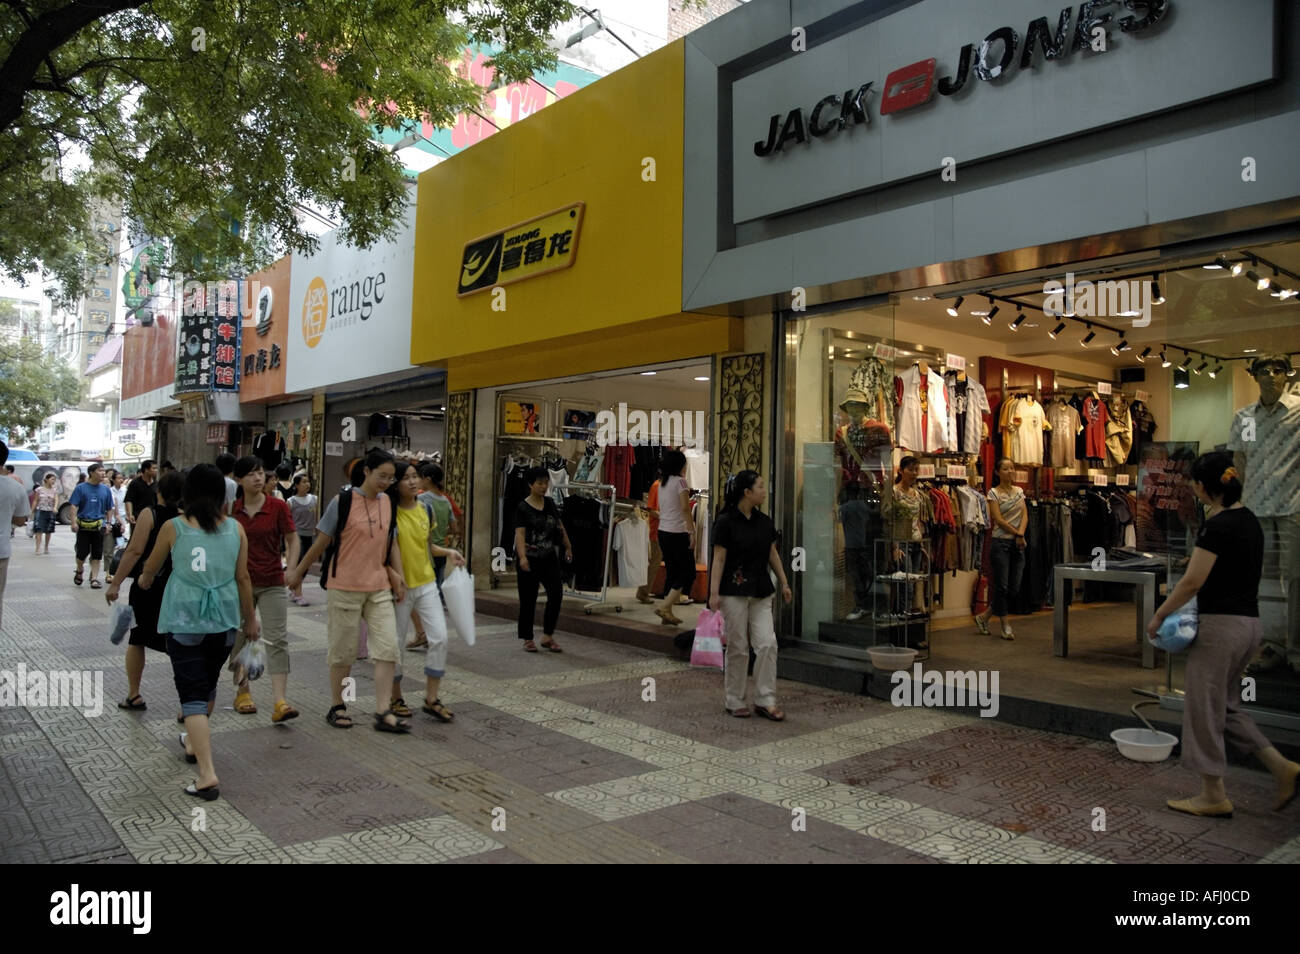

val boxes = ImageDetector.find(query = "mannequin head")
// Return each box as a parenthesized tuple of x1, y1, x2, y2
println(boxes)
(1250, 354, 1293, 407)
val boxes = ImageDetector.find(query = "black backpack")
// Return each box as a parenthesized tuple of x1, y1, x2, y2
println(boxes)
(319, 489, 401, 589)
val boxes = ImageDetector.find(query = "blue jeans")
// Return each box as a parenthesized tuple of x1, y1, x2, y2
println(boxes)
(989, 538, 1025, 618)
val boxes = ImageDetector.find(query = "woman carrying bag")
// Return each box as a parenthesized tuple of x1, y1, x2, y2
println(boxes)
(1145, 452, 1300, 818)
(708, 470, 792, 721)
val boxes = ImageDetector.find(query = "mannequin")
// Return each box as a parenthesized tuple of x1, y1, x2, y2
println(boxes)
(1229, 353, 1300, 674)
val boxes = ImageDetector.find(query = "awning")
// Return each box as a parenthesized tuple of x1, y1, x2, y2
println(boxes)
(85, 335, 124, 375)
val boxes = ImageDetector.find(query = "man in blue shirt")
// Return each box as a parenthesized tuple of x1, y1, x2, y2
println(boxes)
(68, 463, 115, 588)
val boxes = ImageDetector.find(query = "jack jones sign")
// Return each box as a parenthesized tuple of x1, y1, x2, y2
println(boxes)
(754, 1, 1169, 157)
(731, 0, 1276, 223)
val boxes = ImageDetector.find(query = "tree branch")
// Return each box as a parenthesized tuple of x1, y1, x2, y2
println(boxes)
(0, 0, 149, 133)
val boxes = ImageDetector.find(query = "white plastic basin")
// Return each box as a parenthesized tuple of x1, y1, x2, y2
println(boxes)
(1110, 727, 1178, 762)
(868, 646, 917, 671)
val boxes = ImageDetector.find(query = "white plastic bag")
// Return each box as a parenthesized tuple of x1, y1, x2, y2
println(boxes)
(109, 603, 135, 645)
(440, 567, 477, 646)
(235, 639, 267, 680)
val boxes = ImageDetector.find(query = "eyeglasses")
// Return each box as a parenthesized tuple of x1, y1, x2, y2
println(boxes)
(1255, 367, 1291, 378)
(371, 472, 396, 485)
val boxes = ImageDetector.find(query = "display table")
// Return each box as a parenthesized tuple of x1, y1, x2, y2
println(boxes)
(1052, 566, 1160, 669)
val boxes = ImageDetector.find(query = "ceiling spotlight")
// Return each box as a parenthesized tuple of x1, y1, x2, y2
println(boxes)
(1205, 259, 1226, 270)
(1137, 347, 1152, 363)
(946, 296, 964, 317)
(1232, 257, 1246, 276)
(1110, 338, 1126, 356)
(1259, 269, 1274, 290)
(1079, 325, 1095, 348)
(984, 305, 999, 325)
(1049, 321, 1067, 339)
(1151, 275, 1164, 305)
(1160, 350, 1171, 368)
(1175, 368, 1190, 389)
(1195, 361, 1208, 375)
(1208, 364, 1222, 379)
(1009, 308, 1026, 331)
(1181, 352, 1193, 368)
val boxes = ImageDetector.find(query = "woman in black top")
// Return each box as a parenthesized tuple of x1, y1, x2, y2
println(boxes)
(513, 466, 573, 652)
(708, 470, 792, 721)
(1146, 453, 1300, 818)
(105, 471, 184, 711)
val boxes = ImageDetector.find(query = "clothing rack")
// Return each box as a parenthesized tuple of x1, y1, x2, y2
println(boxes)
(561, 481, 622, 616)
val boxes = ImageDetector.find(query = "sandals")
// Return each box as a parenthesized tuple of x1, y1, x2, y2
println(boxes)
(184, 782, 220, 801)
(179, 733, 197, 764)
(423, 699, 455, 723)
(523, 640, 539, 653)
(1000, 626, 1015, 641)
(539, 638, 562, 653)
(754, 705, 786, 722)
(374, 709, 411, 734)
(233, 690, 257, 714)
(725, 707, 752, 718)
(973, 615, 990, 636)
(325, 703, 353, 729)
(271, 700, 299, 723)
(73, 571, 83, 586)
(404, 638, 429, 650)
(117, 695, 147, 711)
(389, 698, 414, 718)
(89, 579, 103, 589)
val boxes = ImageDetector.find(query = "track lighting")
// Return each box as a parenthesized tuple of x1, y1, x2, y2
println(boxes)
(984, 304, 999, 325)
(1080, 325, 1095, 348)
(1009, 308, 1026, 331)
(1049, 321, 1066, 339)
(1151, 275, 1164, 305)
(1160, 350, 1171, 368)
(1110, 337, 1128, 356)
(1255, 271, 1271, 291)
(1208, 365, 1222, 379)
(1137, 347, 1152, 363)
(1181, 352, 1193, 368)
(946, 296, 963, 317)
(1195, 361, 1208, 375)
(1175, 368, 1190, 389)
(1230, 258, 1244, 276)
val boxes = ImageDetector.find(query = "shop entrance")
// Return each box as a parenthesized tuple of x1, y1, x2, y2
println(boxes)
(481, 360, 712, 632)
(780, 236, 1300, 729)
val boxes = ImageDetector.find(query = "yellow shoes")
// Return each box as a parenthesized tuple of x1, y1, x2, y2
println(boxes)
(233, 690, 257, 714)
(271, 700, 299, 723)
(1275, 762, 1300, 812)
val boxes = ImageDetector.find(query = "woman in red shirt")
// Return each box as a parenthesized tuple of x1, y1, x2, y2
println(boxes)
(229, 456, 301, 723)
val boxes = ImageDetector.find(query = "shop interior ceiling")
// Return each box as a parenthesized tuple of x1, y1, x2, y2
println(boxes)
(900, 240, 1300, 373)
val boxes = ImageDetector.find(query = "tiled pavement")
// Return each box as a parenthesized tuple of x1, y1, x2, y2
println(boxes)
(3, 537, 1300, 864)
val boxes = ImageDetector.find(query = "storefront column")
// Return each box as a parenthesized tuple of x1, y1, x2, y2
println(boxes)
(717, 352, 766, 485)
(445, 389, 475, 560)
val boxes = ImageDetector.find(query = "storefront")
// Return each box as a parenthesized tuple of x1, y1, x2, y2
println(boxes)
(410, 39, 758, 624)
(287, 202, 447, 493)
(120, 280, 181, 462)
(679, 0, 1300, 723)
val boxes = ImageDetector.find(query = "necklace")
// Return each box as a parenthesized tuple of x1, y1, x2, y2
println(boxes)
(362, 494, 381, 537)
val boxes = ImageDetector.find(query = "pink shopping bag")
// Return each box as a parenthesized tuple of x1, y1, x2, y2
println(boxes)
(690, 608, 725, 670)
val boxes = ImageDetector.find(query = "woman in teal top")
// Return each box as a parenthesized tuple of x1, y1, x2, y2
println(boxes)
(140, 464, 256, 802)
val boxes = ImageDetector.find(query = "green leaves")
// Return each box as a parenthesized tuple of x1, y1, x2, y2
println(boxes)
(0, 336, 84, 439)
(0, 0, 577, 298)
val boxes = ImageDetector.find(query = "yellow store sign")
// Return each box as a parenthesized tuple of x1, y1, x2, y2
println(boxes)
(457, 203, 584, 296)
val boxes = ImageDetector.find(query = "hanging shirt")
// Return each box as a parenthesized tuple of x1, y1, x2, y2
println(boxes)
(575, 447, 604, 483)
(1126, 400, 1157, 465)
(1010, 397, 1046, 467)
(998, 396, 1021, 460)
(945, 374, 991, 455)
(611, 517, 649, 586)
(1105, 398, 1134, 467)
(548, 467, 570, 508)
(1081, 396, 1110, 460)
(685, 450, 710, 492)
(1046, 401, 1082, 469)
(896, 365, 949, 453)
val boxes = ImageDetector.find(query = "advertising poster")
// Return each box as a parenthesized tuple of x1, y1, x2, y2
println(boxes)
(562, 407, 597, 439)
(503, 400, 540, 435)
(1135, 441, 1200, 554)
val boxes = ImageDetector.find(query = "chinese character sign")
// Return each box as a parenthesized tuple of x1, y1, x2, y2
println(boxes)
(175, 288, 212, 393)
(211, 281, 241, 391)
(457, 203, 584, 296)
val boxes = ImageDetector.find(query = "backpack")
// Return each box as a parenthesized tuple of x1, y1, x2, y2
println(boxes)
(319, 489, 399, 589)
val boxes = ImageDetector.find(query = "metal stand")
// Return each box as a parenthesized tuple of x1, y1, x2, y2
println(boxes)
(872, 538, 931, 660)
(561, 481, 622, 615)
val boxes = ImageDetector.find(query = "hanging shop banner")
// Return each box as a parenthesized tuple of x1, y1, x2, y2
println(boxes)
(457, 203, 584, 297)
(286, 204, 416, 393)
(176, 280, 241, 393)
(211, 281, 241, 391)
(238, 256, 292, 403)
(175, 287, 214, 393)
(1136, 440, 1199, 553)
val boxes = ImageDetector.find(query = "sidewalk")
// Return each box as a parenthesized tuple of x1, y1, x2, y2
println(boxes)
(2, 533, 1299, 864)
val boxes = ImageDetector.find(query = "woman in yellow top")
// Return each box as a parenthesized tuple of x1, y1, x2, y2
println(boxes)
(387, 460, 466, 722)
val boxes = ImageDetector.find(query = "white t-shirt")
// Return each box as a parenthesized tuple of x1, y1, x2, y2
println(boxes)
(684, 450, 710, 492)
(657, 475, 691, 533)
(224, 476, 239, 511)
(111, 485, 127, 520)
(612, 517, 649, 586)
(0, 477, 31, 559)
(1010, 398, 1045, 467)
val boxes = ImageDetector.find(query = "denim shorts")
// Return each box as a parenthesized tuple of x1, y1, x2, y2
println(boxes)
(167, 630, 236, 716)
